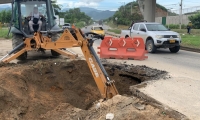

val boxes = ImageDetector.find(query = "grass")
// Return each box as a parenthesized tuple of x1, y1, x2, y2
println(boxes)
(181, 34, 200, 48)
(173, 29, 200, 35)
(0, 28, 12, 39)
(107, 29, 121, 34)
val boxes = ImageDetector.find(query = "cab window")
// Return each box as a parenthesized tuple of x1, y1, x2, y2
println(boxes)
(13, 1, 19, 28)
(49, 1, 56, 27)
(139, 24, 146, 30)
(132, 24, 139, 30)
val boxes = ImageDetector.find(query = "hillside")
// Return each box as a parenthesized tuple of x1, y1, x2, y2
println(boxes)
(0, 5, 115, 21)
(62, 7, 115, 20)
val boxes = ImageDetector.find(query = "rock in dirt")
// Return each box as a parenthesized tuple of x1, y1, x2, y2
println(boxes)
(134, 102, 146, 110)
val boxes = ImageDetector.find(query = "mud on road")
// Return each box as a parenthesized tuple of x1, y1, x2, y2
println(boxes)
(0, 58, 186, 120)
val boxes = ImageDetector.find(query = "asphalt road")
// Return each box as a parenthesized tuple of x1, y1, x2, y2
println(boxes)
(84, 24, 199, 78)
(82, 24, 200, 120)
(82, 24, 200, 79)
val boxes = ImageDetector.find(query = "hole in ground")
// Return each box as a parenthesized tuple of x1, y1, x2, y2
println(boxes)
(0, 59, 167, 119)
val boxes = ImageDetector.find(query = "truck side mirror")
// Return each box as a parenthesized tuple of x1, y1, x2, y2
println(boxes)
(140, 28, 146, 32)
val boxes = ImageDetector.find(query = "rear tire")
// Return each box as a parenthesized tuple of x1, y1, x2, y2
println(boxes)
(146, 40, 157, 53)
(51, 33, 61, 57)
(169, 46, 180, 53)
(125, 35, 129, 38)
(12, 34, 27, 60)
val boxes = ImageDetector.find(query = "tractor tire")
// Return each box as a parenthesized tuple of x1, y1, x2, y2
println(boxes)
(146, 39, 157, 53)
(51, 33, 61, 57)
(12, 34, 27, 60)
(169, 46, 180, 53)
(125, 35, 129, 38)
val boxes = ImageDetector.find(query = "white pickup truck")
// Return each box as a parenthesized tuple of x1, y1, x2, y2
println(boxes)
(62, 23, 71, 29)
(120, 22, 181, 53)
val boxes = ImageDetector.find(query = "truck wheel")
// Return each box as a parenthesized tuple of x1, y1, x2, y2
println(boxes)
(12, 34, 27, 60)
(51, 33, 61, 57)
(146, 40, 156, 53)
(169, 46, 180, 53)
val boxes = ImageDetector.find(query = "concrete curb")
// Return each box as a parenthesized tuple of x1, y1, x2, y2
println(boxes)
(180, 46, 200, 53)
(105, 32, 200, 53)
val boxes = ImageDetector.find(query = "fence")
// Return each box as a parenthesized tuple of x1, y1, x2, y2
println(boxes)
(156, 6, 200, 25)
(156, 15, 191, 25)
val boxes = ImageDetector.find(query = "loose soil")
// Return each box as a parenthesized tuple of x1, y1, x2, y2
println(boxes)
(0, 58, 185, 120)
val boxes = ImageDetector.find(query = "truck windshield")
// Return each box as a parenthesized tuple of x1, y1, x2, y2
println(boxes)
(94, 27, 103, 30)
(64, 24, 70, 26)
(146, 24, 168, 31)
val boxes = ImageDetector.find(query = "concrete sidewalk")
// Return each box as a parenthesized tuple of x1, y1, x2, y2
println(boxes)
(140, 77, 200, 120)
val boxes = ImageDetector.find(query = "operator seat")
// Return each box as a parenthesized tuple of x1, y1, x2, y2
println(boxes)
(23, 16, 47, 35)
(30, 17, 46, 33)
(32, 24, 39, 32)
(31, 17, 40, 32)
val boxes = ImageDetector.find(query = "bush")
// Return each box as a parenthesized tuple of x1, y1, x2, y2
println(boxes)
(75, 21, 85, 28)
(189, 12, 200, 29)
(166, 24, 187, 29)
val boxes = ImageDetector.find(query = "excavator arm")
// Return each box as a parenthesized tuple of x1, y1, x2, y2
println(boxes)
(0, 28, 119, 99)
(81, 32, 118, 99)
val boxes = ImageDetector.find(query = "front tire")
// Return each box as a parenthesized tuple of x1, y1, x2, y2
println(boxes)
(169, 46, 180, 53)
(146, 40, 157, 53)
(12, 34, 27, 60)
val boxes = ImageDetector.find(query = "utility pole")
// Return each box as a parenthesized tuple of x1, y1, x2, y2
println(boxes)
(179, 0, 183, 29)
(124, 2, 125, 12)
(131, 1, 132, 14)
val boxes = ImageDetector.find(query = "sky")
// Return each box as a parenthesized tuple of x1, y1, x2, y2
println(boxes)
(0, 0, 200, 11)
(55, 0, 200, 11)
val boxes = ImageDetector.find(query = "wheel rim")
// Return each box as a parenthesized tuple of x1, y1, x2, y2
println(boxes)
(147, 43, 152, 51)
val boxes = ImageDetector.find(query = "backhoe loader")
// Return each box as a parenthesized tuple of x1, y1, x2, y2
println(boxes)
(0, 0, 119, 99)
(2, 0, 61, 60)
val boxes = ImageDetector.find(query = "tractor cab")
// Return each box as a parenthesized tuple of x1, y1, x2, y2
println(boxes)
(5, 0, 62, 60)
(11, 0, 60, 36)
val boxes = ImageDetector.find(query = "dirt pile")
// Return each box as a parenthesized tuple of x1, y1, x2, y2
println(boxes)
(0, 59, 182, 120)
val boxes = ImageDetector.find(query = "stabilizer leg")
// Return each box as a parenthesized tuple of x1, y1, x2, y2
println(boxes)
(2, 48, 27, 63)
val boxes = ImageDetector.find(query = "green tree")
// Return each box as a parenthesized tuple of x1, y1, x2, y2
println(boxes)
(51, 0, 62, 15)
(0, 10, 12, 23)
(62, 8, 91, 25)
(109, 1, 143, 26)
(188, 12, 200, 29)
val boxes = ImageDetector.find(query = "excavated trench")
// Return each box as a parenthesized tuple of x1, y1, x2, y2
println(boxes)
(0, 59, 168, 119)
